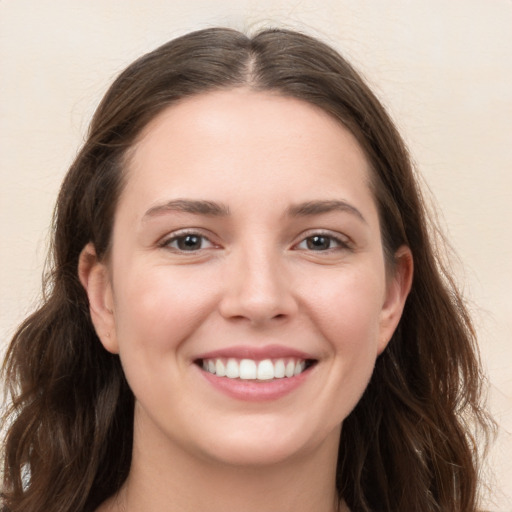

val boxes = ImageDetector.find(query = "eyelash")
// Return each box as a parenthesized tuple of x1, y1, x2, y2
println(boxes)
(159, 230, 216, 252)
(294, 232, 351, 252)
(159, 230, 351, 253)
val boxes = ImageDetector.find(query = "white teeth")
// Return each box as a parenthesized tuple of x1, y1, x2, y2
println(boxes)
(226, 358, 239, 379)
(274, 359, 286, 378)
(285, 360, 295, 378)
(257, 359, 274, 380)
(201, 357, 311, 381)
(294, 361, 305, 376)
(239, 359, 257, 380)
(215, 359, 226, 377)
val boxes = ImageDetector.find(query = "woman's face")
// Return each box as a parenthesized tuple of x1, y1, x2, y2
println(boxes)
(84, 89, 411, 467)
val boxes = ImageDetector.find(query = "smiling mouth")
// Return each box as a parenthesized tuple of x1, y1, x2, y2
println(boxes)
(195, 357, 317, 382)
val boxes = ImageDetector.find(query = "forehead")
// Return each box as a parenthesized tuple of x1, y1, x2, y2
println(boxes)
(121, 89, 374, 215)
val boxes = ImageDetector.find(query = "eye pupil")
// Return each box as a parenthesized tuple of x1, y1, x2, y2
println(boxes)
(178, 235, 202, 251)
(307, 235, 330, 250)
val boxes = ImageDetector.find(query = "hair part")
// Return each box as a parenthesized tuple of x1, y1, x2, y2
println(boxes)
(1, 27, 494, 512)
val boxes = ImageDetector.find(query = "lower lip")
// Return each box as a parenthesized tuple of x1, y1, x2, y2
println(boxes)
(198, 366, 313, 402)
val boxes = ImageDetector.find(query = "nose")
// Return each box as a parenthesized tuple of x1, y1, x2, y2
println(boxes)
(218, 246, 298, 326)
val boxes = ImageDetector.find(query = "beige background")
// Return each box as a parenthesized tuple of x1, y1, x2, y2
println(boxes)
(1, 0, 511, 508)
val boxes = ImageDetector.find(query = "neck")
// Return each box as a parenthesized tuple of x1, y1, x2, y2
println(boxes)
(103, 416, 345, 512)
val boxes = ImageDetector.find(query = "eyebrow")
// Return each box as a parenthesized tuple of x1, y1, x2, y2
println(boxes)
(143, 199, 230, 220)
(287, 200, 367, 223)
(142, 198, 365, 223)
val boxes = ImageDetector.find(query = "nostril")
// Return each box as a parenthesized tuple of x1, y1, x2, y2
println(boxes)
(217, 282, 298, 324)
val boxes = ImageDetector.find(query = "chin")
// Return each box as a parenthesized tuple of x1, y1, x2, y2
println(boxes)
(203, 439, 305, 468)
(194, 419, 340, 468)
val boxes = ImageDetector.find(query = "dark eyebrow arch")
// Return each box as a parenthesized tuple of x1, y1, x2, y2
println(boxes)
(287, 200, 367, 223)
(143, 199, 230, 220)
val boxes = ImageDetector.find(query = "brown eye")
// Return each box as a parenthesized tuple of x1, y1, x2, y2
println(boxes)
(164, 233, 214, 252)
(306, 235, 333, 251)
(177, 235, 202, 251)
(297, 234, 344, 251)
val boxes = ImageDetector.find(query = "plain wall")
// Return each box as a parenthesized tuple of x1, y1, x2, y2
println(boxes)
(1, 0, 511, 508)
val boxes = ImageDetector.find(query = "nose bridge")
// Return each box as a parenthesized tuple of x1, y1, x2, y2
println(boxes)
(219, 236, 296, 323)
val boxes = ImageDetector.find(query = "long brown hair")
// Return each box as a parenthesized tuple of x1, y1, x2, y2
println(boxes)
(1, 27, 493, 511)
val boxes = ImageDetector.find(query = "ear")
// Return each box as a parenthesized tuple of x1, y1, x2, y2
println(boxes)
(377, 245, 413, 354)
(78, 243, 119, 354)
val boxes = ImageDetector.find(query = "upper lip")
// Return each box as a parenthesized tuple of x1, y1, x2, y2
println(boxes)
(194, 344, 316, 361)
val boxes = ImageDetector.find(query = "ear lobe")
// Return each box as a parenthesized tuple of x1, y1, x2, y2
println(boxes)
(377, 245, 414, 354)
(78, 243, 119, 354)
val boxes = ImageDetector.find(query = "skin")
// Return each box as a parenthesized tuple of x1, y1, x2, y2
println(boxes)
(80, 89, 413, 512)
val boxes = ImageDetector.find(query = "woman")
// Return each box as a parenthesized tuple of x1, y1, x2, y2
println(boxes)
(1, 27, 493, 512)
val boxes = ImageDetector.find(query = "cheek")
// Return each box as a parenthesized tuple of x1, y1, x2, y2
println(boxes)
(304, 265, 385, 352)
(111, 261, 219, 355)
(285, 267, 386, 434)
(109, 264, 220, 414)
